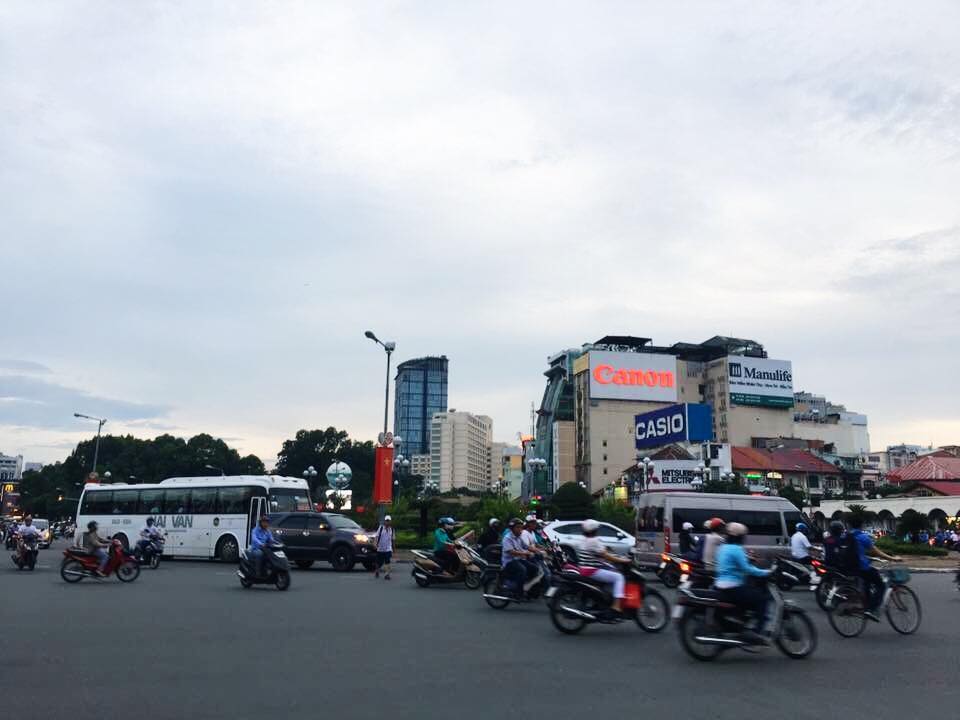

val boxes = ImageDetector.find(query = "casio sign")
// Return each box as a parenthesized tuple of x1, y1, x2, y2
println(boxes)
(635, 412, 684, 442)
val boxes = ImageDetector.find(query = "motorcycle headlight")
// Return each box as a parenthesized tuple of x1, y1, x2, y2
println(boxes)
(354, 533, 370, 544)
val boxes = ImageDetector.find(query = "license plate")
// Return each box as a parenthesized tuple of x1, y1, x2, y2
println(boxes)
(273, 552, 286, 559)
(659, 562, 667, 570)
(671, 605, 685, 619)
(544, 586, 557, 598)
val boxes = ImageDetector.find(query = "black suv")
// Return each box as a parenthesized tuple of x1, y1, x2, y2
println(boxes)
(268, 512, 377, 571)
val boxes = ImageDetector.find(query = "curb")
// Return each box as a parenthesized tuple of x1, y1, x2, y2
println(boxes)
(906, 567, 954, 574)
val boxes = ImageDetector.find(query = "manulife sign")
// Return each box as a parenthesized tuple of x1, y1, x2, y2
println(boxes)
(727, 357, 794, 408)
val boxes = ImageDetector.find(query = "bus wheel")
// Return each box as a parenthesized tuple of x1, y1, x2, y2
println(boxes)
(217, 536, 240, 564)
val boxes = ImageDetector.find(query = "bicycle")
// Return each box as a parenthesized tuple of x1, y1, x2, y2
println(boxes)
(827, 562, 921, 638)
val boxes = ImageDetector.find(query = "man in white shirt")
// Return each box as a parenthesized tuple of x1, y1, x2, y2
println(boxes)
(790, 522, 813, 561)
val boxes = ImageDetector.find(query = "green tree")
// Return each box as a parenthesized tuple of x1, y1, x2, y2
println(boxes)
(593, 497, 635, 533)
(550, 482, 593, 520)
(897, 509, 930, 538)
(274, 428, 375, 502)
(778, 485, 807, 510)
(845, 503, 876, 528)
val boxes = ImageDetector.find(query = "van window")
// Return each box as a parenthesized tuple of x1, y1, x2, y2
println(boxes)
(139, 490, 164, 515)
(637, 505, 663, 531)
(784, 511, 804, 534)
(191, 487, 217, 514)
(163, 488, 191, 515)
(672, 509, 718, 533)
(729, 510, 783, 536)
(80, 491, 112, 515)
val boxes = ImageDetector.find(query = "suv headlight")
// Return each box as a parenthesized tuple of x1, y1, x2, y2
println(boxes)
(354, 533, 370, 543)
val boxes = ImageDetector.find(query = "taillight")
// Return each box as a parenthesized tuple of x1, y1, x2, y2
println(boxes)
(680, 562, 692, 574)
(661, 553, 671, 563)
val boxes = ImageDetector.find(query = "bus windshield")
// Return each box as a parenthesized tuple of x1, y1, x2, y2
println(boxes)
(268, 488, 312, 513)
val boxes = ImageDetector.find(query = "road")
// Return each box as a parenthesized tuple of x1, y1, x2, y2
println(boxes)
(3, 541, 957, 719)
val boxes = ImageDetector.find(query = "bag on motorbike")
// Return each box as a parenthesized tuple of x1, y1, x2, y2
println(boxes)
(622, 582, 642, 609)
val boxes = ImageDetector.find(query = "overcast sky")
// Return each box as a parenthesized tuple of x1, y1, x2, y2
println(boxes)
(2, 2, 958, 466)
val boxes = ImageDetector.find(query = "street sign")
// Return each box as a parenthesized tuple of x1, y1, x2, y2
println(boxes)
(326, 462, 352, 490)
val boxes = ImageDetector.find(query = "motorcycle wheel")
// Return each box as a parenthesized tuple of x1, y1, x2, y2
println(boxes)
(117, 562, 141, 583)
(776, 610, 817, 659)
(633, 589, 669, 633)
(60, 559, 85, 583)
(660, 566, 681, 589)
(677, 610, 723, 661)
(776, 575, 794, 592)
(549, 589, 588, 635)
(816, 575, 839, 610)
(483, 576, 510, 610)
(27, 555, 36, 571)
(413, 570, 431, 588)
(240, 574, 253, 589)
(464, 569, 482, 590)
(275, 571, 291, 591)
(150, 554, 160, 570)
(828, 595, 867, 638)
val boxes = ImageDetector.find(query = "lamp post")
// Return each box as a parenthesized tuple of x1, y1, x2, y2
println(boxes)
(364, 330, 396, 438)
(393, 454, 410, 496)
(527, 457, 547, 499)
(302, 466, 318, 501)
(73, 413, 107, 475)
(636, 455, 652, 494)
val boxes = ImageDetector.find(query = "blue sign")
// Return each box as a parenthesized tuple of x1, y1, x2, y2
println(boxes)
(635, 403, 712, 449)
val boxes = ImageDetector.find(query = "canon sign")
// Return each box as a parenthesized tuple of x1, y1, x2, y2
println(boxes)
(588, 351, 678, 402)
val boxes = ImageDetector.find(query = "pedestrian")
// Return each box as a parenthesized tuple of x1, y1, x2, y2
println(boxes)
(374, 515, 395, 580)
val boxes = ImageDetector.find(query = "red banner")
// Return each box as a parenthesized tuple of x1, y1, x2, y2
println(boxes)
(373, 446, 394, 505)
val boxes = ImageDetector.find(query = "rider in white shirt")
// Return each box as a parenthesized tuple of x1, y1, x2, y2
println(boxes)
(137, 517, 164, 553)
(790, 522, 813, 562)
(17, 516, 41, 541)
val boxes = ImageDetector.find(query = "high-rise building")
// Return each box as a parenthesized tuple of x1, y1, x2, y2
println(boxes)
(429, 410, 493, 492)
(0, 453, 23, 481)
(393, 356, 448, 456)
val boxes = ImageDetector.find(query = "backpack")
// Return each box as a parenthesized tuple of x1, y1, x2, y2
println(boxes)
(837, 531, 863, 572)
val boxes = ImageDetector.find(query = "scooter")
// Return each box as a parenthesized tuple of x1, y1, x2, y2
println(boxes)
(674, 562, 818, 661)
(60, 539, 140, 583)
(133, 537, 164, 570)
(237, 542, 291, 591)
(12, 535, 39, 571)
(657, 553, 692, 589)
(773, 556, 823, 592)
(547, 564, 670, 635)
(411, 540, 487, 589)
(482, 543, 565, 609)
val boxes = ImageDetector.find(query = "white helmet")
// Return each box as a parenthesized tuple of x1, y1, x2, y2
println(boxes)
(525, 514, 537, 522)
(682, 522, 693, 531)
(582, 519, 599, 533)
(488, 518, 500, 527)
(726, 522, 748, 537)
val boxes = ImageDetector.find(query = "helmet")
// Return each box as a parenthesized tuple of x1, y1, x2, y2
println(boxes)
(384, 515, 392, 522)
(146, 517, 155, 526)
(440, 516, 455, 526)
(87, 521, 98, 531)
(508, 517, 524, 528)
(682, 522, 693, 531)
(525, 514, 537, 523)
(795, 522, 808, 532)
(828, 521, 845, 537)
(488, 518, 500, 527)
(703, 517, 724, 531)
(726, 522, 748, 537)
(582, 519, 600, 533)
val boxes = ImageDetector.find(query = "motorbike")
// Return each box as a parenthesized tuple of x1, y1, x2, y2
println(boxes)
(674, 562, 817, 661)
(237, 541, 291, 591)
(482, 542, 565, 609)
(133, 537, 165, 570)
(60, 539, 141, 583)
(547, 564, 670, 634)
(657, 553, 693, 589)
(411, 540, 487, 589)
(5, 531, 17, 551)
(13, 535, 39, 571)
(773, 556, 824, 592)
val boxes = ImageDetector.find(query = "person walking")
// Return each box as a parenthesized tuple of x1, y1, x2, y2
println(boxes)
(374, 515, 395, 580)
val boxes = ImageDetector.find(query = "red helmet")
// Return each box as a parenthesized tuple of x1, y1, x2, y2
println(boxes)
(706, 517, 725, 531)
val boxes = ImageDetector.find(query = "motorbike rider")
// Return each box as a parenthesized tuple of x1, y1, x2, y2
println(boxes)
(679, 521, 698, 557)
(83, 521, 112, 577)
(137, 517, 164, 556)
(15, 515, 41, 562)
(714, 522, 772, 643)
(433, 517, 459, 575)
(501, 518, 540, 595)
(479, 518, 502, 550)
(847, 515, 900, 622)
(822, 520, 845, 568)
(579, 519, 631, 614)
(249, 515, 276, 578)
(701, 517, 726, 568)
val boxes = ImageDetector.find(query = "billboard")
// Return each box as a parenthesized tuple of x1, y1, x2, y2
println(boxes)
(588, 351, 678, 402)
(648, 460, 702, 490)
(727, 357, 794, 408)
(635, 403, 713, 450)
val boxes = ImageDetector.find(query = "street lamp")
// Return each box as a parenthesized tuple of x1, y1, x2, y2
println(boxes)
(74, 413, 107, 474)
(205, 464, 225, 477)
(302, 465, 318, 486)
(636, 455, 652, 494)
(364, 330, 396, 439)
(527, 457, 547, 499)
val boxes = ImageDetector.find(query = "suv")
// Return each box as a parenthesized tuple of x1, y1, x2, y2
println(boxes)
(268, 512, 378, 571)
(543, 520, 635, 561)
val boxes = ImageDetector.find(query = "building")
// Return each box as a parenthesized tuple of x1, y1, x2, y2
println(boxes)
(532, 350, 579, 492)
(488, 441, 507, 492)
(731, 447, 843, 499)
(552, 420, 576, 489)
(887, 454, 960, 485)
(22, 462, 43, 474)
(429, 410, 493, 493)
(409, 454, 431, 480)
(791, 391, 870, 455)
(0, 453, 23, 481)
(393, 356, 449, 456)
(861, 444, 937, 479)
(500, 446, 525, 498)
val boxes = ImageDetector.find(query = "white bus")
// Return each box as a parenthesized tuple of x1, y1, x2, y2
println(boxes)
(75, 475, 312, 562)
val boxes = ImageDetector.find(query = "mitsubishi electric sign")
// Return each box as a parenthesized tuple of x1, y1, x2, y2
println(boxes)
(728, 357, 794, 408)
(588, 351, 678, 402)
(635, 403, 713, 450)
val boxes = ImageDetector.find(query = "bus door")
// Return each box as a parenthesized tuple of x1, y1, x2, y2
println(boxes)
(246, 495, 267, 552)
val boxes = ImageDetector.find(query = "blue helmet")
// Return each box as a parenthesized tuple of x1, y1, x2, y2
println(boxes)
(796, 522, 808, 532)
(439, 516, 455, 526)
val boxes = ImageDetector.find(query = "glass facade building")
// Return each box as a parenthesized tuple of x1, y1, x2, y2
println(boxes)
(394, 356, 449, 456)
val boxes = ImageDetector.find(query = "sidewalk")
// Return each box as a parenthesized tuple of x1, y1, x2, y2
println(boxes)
(899, 555, 958, 573)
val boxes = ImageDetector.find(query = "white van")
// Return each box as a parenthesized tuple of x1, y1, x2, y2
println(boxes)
(634, 492, 803, 565)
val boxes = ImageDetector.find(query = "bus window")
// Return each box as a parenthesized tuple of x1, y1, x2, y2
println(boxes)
(163, 488, 191, 515)
(111, 490, 140, 515)
(269, 488, 312, 513)
(218, 487, 253, 514)
(191, 487, 217, 514)
(80, 491, 113, 515)
(139, 489, 164, 515)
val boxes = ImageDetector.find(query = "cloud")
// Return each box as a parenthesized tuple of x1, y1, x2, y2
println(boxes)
(0, 359, 50, 374)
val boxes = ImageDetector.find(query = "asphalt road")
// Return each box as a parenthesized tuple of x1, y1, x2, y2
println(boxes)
(3, 541, 957, 719)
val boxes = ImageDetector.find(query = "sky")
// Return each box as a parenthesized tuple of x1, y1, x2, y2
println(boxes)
(2, 1, 959, 466)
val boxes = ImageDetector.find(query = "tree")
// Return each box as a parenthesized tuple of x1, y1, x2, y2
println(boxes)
(594, 497, 635, 533)
(897, 509, 930, 538)
(778, 486, 807, 510)
(845, 503, 876, 528)
(274, 428, 375, 503)
(550, 483, 593, 520)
